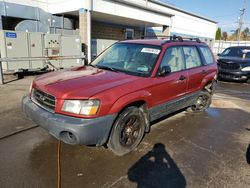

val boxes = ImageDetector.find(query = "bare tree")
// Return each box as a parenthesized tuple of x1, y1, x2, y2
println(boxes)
(242, 27, 250, 40)
(222, 32, 228, 41)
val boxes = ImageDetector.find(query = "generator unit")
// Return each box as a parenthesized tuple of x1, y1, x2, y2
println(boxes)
(61, 35, 82, 67)
(0, 30, 30, 70)
(0, 30, 83, 72)
(29, 32, 44, 69)
(43, 34, 61, 68)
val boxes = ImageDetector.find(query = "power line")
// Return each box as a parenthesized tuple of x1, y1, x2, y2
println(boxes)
(219, 22, 238, 26)
(210, 13, 238, 19)
(220, 24, 237, 26)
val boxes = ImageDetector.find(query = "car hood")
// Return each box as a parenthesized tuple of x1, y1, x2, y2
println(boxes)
(218, 56, 250, 64)
(33, 66, 140, 99)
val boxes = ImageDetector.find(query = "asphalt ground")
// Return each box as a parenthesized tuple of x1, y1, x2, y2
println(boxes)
(0, 77, 249, 188)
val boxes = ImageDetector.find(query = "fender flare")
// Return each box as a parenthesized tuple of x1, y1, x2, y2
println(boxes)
(108, 90, 152, 114)
(108, 90, 152, 132)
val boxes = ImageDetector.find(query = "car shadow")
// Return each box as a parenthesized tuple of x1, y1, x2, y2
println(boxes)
(246, 128, 250, 165)
(247, 143, 250, 165)
(128, 143, 186, 188)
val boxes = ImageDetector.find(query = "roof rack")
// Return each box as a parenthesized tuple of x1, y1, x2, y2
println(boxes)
(169, 35, 201, 43)
(142, 35, 172, 40)
(142, 35, 201, 43)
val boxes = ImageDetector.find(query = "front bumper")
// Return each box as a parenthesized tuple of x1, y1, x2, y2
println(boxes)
(218, 70, 250, 81)
(22, 96, 117, 146)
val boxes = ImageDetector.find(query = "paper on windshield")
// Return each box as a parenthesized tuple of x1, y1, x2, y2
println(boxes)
(141, 48, 160, 54)
(242, 49, 250, 53)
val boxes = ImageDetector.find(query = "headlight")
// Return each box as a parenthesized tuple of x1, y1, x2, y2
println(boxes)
(242, 66, 250, 71)
(61, 100, 100, 116)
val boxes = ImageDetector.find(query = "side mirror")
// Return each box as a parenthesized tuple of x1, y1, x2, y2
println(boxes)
(217, 53, 221, 56)
(158, 66, 171, 77)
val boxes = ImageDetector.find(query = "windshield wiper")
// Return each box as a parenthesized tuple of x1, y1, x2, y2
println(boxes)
(88, 64, 96, 68)
(96, 65, 118, 72)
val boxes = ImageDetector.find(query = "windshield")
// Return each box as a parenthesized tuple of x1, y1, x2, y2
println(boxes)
(91, 43, 161, 77)
(220, 47, 250, 58)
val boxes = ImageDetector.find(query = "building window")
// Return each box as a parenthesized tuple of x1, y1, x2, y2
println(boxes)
(125, 29, 134, 39)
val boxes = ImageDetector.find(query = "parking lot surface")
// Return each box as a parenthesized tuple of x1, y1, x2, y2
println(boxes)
(0, 77, 250, 188)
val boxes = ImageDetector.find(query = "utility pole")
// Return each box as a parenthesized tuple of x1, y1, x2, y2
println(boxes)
(237, 0, 247, 43)
(0, 60, 3, 85)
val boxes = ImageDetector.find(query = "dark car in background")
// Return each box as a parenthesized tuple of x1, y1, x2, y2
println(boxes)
(217, 46, 250, 83)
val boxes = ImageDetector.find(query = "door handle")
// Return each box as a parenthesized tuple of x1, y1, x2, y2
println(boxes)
(179, 75, 186, 81)
(201, 70, 207, 74)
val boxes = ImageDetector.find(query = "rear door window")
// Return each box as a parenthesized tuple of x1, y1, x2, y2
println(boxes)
(199, 46, 214, 65)
(183, 46, 202, 69)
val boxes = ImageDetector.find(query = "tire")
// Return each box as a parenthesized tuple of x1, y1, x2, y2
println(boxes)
(107, 106, 146, 156)
(186, 91, 212, 112)
(17, 73, 24, 79)
(217, 75, 222, 81)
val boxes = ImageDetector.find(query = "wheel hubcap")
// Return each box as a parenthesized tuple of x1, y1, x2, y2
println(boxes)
(120, 115, 141, 147)
(196, 95, 208, 110)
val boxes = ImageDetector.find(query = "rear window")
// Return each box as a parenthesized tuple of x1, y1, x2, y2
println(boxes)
(199, 46, 214, 65)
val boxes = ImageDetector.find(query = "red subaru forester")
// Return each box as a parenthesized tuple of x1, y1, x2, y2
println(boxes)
(22, 36, 218, 155)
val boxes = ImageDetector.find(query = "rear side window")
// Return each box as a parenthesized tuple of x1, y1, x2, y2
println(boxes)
(199, 46, 214, 65)
(183, 46, 202, 69)
(160, 47, 185, 73)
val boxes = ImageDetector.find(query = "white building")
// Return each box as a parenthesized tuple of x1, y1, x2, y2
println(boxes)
(0, 0, 217, 61)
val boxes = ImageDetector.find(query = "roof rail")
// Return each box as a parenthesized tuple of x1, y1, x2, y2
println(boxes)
(142, 35, 172, 39)
(141, 35, 202, 43)
(171, 35, 201, 43)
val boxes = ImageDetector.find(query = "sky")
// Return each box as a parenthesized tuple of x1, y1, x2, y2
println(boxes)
(160, 0, 250, 33)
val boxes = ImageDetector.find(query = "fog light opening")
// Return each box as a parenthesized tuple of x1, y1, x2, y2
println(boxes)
(59, 131, 77, 144)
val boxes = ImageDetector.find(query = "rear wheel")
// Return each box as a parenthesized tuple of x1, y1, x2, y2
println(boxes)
(187, 91, 211, 112)
(107, 106, 146, 156)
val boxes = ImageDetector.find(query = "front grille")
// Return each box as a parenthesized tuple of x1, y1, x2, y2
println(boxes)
(32, 89, 56, 112)
(218, 62, 240, 71)
(218, 73, 246, 80)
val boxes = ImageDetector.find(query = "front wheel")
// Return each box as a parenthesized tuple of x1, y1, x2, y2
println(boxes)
(187, 91, 211, 112)
(107, 106, 146, 156)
